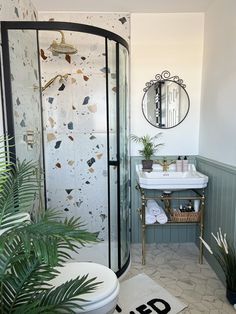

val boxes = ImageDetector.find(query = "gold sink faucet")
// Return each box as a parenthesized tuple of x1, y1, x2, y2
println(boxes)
(158, 157, 176, 172)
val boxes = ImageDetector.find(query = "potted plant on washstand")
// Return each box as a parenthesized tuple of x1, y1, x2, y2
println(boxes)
(130, 133, 164, 171)
(200, 228, 236, 308)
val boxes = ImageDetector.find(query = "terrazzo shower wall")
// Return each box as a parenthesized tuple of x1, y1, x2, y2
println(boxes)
(38, 12, 129, 42)
(40, 30, 109, 239)
(6, 29, 42, 165)
(0, 0, 44, 217)
(8, 30, 44, 218)
(0, 0, 37, 21)
(0, 0, 40, 163)
(38, 14, 129, 249)
(0, 0, 38, 136)
(8, 30, 43, 164)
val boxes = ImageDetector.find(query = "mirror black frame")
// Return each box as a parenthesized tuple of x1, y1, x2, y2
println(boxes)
(142, 70, 190, 129)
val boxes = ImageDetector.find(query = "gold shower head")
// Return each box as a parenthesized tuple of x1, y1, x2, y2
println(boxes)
(49, 31, 77, 55)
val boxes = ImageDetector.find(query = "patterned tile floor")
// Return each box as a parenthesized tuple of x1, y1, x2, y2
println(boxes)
(126, 243, 235, 313)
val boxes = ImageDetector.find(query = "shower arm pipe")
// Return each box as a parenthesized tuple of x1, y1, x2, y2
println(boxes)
(42, 73, 71, 91)
(57, 30, 66, 44)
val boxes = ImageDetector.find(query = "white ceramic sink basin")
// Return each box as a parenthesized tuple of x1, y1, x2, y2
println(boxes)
(136, 164, 208, 190)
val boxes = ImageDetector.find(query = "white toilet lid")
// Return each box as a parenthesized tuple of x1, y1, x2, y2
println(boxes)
(50, 262, 119, 306)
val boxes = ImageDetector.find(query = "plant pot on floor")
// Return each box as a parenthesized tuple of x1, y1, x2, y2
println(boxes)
(226, 288, 236, 305)
(142, 160, 153, 171)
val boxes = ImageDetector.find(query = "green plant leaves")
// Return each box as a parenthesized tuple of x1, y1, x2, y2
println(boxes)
(0, 254, 100, 314)
(0, 160, 39, 231)
(36, 274, 101, 313)
(130, 133, 164, 159)
(0, 136, 100, 313)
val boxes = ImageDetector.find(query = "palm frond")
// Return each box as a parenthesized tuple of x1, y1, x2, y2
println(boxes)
(0, 136, 12, 193)
(0, 211, 98, 266)
(0, 160, 40, 229)
(37, 274, 101, 313)
(150, 133, 163, 141)
(2, 273, 101, 314)
(1, 256, 59, 313)
(0, 137, 101, 312)
(0, 212, 31, 236)
(130, 134, 143, 144)
(0, 238, 25, 278)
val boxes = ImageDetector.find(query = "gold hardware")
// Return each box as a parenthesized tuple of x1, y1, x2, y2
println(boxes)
(23, 130, 35, 150)
(24, 130, 35, 145)
(136, 183, 205, 265)
(42, 73, 71, 91)
(154, 158, 176, 171)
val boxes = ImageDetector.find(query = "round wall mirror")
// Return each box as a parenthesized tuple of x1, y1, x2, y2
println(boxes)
(142, 71, 190, 129)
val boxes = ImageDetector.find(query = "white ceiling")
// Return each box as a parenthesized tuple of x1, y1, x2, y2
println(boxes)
(31, 0, 214, 13)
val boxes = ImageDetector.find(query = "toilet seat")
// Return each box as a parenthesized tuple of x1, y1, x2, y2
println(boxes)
(50, 262, 119, 313)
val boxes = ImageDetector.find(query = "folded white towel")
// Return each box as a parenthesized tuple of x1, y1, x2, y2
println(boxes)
(145, 200, 168, 225)
(145, 213, 156, 224)
(156, 213, 168, 224)
(146, 200, 162, 215)
(146, 199, 168, 224)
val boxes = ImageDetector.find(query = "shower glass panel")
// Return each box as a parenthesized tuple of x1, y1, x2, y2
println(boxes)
(7, 30, 43, 163)
(107, 39, 118, 272)
(119, 45, 130, 267)
(4, 29, 45, 217)
(39, 30, 109, 266)
(1, 21, 130, 276)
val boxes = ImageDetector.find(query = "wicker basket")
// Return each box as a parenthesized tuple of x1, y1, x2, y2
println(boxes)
(170, 210, 200, 223)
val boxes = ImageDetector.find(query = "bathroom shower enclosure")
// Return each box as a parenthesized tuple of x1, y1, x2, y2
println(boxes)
(1, 21, 130, 276)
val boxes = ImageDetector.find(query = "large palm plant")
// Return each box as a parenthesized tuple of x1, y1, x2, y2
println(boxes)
(0, 136, 100, 313)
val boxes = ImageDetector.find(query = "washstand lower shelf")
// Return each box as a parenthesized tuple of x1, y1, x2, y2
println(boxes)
(136, 184, 205, 265)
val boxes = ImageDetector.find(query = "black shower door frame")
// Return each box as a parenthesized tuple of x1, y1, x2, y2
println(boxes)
(0, 21, 130, 276)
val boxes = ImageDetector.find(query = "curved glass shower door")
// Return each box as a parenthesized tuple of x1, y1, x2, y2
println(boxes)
(107, 40, 130, 273)
(0, 27, 45, 219)
(40, 29, 110, 267)
(119, 45, 130, 270)
(1, 21, 130, 276)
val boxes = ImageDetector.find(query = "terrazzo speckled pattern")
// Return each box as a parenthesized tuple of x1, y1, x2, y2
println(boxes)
(38, 14, 129, 266)
(0, 0, 37, 22)
(127, 243, 235, 313)
(0, 0, 43, 218)
(0, 0, 40, 164)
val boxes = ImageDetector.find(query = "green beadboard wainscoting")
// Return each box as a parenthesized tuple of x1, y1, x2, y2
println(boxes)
(196, 156, 236, 282)
(130, 156, 198, 244)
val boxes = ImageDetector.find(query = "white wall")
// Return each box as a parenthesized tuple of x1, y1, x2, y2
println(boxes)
(199, 0, 236, 167)
(130, 13, 204, 157)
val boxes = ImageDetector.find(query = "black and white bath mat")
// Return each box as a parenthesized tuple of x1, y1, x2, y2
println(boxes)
(115, 273, 187, 314)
